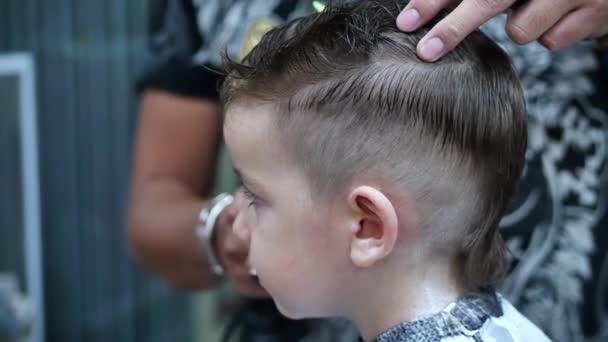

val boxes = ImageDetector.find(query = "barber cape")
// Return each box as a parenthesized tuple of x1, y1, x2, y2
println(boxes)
(374, 289, 551, 342)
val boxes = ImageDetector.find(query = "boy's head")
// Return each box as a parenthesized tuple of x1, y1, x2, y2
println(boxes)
(222, 0, 526, 319)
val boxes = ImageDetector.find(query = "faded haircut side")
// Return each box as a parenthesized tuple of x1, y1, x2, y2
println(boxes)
(221, 0, 527, 291)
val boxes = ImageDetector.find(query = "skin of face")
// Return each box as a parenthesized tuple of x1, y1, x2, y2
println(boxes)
(224, 103, 471, 342)
(224, 104, 355, 319)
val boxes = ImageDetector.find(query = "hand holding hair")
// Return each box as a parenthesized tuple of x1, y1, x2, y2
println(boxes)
(397, 0, 608, 61)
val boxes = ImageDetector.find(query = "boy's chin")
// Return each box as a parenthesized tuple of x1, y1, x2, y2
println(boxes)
(273, 299, 324, 320)
(274, 300, 302, 319)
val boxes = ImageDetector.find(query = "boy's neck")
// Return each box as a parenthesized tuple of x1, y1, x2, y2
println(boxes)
(348, 254, 466, 342)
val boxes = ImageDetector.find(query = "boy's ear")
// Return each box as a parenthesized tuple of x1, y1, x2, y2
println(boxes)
(346, 186, 399, 268)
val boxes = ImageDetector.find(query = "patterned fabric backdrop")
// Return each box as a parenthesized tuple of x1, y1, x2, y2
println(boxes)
(483, 17, 608, 342)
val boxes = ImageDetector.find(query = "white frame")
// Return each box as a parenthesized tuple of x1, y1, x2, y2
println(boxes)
(0, 53, 44, 342)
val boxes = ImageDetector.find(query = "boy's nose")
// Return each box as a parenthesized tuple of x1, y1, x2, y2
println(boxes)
(232, 192, 251, 243)
(233, 211, 250, 242)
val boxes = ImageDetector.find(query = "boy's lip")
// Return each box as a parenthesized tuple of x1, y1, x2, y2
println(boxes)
(246, 256, 258, 280)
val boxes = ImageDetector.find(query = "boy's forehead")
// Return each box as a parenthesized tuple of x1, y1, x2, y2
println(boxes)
(224, 102, 300, 190)
(224, 103, 280, 153)
(225, 102, 275, 129)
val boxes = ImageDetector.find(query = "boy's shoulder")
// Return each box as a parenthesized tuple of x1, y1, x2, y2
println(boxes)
(375, 290, 552, 342)
(472, 296, 552, 342)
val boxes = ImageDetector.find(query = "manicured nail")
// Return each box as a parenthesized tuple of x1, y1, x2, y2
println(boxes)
(419, 37, 444, 61)
(397, 9, 420, 31)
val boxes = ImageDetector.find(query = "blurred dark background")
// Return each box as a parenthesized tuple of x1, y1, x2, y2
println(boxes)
(0, 1, 193, 341)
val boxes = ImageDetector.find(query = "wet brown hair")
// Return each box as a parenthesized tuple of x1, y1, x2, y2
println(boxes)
(221, 0, 527, 291)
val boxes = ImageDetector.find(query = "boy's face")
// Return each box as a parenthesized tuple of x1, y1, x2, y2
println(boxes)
(224, 104, 352, 318)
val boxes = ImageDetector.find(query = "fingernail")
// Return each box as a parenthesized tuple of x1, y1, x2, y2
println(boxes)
(419, 37, 444, 61)
(397, 8, 420, 31)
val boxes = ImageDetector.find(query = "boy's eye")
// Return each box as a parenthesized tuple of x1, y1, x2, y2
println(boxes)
(241, 187, 258, 207)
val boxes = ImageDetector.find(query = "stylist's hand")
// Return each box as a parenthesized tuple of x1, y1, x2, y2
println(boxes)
(397, 0, 608, 62)
(214, 192, 269, 298)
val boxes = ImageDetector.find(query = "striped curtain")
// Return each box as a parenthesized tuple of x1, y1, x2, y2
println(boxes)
(0, 1, 193, 341)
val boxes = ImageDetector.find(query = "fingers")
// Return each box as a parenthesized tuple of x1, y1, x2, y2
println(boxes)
(506, 0, 580, 45)
(397, 0, 454, 31)
(399, 0, 608, 59)
(415, 0, 517, 61)
(537, 7, 596, 50)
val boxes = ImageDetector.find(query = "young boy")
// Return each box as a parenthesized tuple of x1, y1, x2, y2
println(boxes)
(221, 0, 551, 341)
